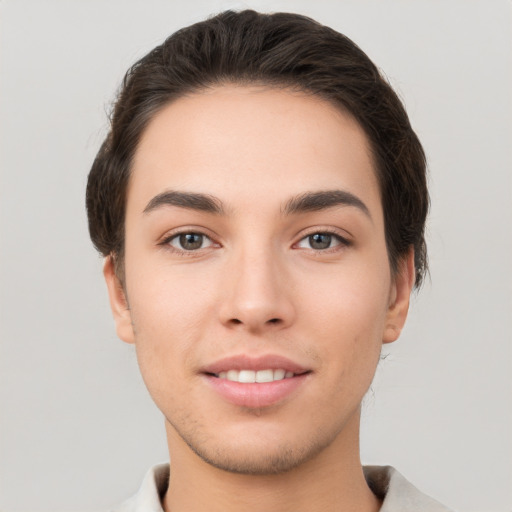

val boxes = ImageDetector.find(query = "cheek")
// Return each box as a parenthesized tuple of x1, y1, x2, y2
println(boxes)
(128, 253, 218, 325)
(299, 264, 390, 384)
(302, 261, 390, 336)
(125, 260, 220, 382)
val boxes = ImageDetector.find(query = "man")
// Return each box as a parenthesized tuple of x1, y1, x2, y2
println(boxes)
(86, 10, 450, 511)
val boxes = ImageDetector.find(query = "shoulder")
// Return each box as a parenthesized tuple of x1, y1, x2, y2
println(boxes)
(364, 465, 452, 512)
(110, 464, 169, 512)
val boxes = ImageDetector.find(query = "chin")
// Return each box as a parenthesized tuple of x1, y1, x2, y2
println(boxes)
(173, 419, 336, 476)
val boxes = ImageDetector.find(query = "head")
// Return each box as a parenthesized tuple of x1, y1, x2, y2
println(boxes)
(86, 10, 428, 475)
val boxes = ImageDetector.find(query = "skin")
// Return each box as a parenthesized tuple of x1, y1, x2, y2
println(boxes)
(104, 85, 415, 512)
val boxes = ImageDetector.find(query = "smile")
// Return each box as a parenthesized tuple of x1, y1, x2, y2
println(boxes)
(202, 355, 311, 408)
(215, 369, 295, 383)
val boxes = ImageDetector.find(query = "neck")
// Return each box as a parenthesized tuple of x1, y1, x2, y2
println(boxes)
(162, 412, 381, 512)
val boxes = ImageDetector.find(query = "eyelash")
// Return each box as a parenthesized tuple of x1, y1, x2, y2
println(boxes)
(295, 230, 351, 252)
(160, 229, 351, 254)
(160, 230, 218, 254)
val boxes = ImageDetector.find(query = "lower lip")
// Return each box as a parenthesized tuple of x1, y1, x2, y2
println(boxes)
(204, 374, 309, 408)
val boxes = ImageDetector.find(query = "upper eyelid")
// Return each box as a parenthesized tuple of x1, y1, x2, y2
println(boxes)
(295, 227, 352, 243)
(159, 226, 220, 244)
(164, 231, 212, 241)
(291, 227, 353, 253)
(295, 232, 350, 248)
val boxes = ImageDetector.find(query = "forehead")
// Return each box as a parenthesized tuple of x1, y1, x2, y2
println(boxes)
(128, 85, 381, 217)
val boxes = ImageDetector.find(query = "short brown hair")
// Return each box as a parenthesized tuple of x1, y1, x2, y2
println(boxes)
(86, 9, 428, 286)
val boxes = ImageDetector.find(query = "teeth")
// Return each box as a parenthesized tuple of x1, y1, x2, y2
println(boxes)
(239, 370, 256, 383)
(227, 369, 238, 381)
(274, 369, 285, 380)
(216, 369, 295, 383)
(255, 369, 273, 383)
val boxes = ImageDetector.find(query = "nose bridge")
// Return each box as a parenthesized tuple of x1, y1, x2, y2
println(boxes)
(220, 238, 294, 331)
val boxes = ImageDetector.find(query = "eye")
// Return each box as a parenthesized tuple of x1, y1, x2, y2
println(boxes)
(167, 232, 214, 251)
(296, 232, 347, 250)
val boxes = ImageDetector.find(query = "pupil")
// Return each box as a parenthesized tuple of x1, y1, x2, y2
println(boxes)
(310, 233, 331, 250)
(180, 233, 203, 250)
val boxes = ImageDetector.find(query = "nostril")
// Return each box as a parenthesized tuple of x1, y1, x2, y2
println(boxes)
(225, 317, 283, 327)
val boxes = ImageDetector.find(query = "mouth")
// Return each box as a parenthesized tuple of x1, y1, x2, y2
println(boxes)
(201, 355, 311, 408)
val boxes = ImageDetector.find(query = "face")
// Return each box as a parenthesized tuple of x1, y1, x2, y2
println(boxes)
(105, 85, 413, 475)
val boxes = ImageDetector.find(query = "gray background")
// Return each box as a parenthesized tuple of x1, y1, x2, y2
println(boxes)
(1, 0, 511, 511)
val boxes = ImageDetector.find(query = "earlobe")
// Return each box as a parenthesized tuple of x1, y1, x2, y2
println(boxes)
(103, 256, 135, 344)
(383, 249, 416, 344)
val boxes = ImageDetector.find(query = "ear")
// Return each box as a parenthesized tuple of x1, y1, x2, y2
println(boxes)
(103, 256, 135, 344)
(382, 248, 416, 344)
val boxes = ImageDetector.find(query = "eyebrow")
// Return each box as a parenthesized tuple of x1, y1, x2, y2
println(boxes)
(143, 190, 225, 215)
(282, 190, 371, 218)
(142, 188, 370, 219)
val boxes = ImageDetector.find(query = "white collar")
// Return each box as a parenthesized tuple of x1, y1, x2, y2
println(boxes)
(113, 463, 451, 512)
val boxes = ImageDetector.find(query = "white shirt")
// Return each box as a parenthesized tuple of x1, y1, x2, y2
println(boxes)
(112, 464, 451, 512)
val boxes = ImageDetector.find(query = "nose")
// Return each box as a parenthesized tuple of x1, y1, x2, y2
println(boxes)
(218, 246, 296, 333)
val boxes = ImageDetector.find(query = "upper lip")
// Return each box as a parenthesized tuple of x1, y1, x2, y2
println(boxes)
(201, 354, 310, 376)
